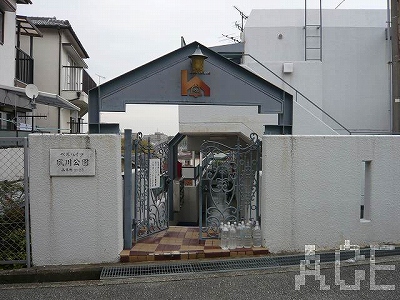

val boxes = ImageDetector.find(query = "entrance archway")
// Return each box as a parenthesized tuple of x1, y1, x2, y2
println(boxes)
(88, 41, 293, 248)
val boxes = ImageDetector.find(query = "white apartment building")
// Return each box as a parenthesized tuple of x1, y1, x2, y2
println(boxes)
(179, 9, 392, 138)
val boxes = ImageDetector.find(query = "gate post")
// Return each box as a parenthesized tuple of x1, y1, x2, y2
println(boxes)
(23, 137, 31, 268)
(123, 129, 133, 249)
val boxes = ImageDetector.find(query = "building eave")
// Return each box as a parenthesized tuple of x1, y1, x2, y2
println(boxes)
(0, 85, 80, 111)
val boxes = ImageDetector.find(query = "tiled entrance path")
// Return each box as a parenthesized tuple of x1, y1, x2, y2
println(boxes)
(120, 226, 269, 263)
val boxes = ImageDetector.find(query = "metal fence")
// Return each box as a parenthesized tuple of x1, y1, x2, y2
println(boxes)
(0, 138, 30, 268)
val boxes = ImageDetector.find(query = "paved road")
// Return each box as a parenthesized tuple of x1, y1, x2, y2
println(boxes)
(0, 256, 399, 299)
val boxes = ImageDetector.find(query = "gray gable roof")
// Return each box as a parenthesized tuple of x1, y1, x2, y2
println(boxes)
(28, 16, 71, 27)
(89, 41, 293, 132)
(28, 17, 89, 58)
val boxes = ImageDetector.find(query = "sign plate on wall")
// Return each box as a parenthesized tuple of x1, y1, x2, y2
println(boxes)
(149, 158, 161, 189)
(50, 149, 95, 176)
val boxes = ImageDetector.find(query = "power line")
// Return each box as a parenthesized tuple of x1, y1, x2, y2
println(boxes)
(335, 0, 347, 9)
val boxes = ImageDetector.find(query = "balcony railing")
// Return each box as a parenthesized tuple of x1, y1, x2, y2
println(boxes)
(15, 47, 34, 84)
(82, 69, 96, 94)
(69, 117, 83, 133)
(63, 66, 83, 91)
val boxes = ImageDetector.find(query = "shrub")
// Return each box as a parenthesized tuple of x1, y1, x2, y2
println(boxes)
(0, 180, 26, 268)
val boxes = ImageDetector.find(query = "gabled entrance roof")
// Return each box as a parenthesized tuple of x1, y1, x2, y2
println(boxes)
(88, 42, 292, 133)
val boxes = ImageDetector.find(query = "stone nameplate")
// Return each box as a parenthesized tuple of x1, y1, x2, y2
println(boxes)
(50, 149, 95, 176)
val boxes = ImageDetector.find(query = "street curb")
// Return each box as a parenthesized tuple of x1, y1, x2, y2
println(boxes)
(0, 265, 102, 284)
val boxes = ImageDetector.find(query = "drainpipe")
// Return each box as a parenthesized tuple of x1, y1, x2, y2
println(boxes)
(58, 28, 62, 133)
(391, 0, 400, 133)
(388, 0, 393, 133)
(58, 108, 61, 133)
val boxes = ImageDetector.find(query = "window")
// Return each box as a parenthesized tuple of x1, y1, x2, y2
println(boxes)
(0, 9, 4, 45)
(64, 56, 82, 91)
(0, 111, 16, 130)
(360, 160, 372, 221)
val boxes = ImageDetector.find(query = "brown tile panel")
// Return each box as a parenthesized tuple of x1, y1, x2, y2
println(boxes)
(164, 232, 181, 238)
(204, 245, 221, 250)
(253, 248, 270, 255)
(182, 238, 193, 245)
(155, 244, 166, 251)
(121, 226, 271, 263)
(162, 244, 181, 251)
(120, 255, 129, 263)
(129, 250, 149, 256)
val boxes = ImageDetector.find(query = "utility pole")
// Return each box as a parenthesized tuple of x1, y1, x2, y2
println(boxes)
(391, 0, 400, 133)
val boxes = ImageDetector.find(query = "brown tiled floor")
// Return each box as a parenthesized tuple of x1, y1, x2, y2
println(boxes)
(120, 226, 269, 263)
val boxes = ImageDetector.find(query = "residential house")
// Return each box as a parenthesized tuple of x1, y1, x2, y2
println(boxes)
(19, 16, 96, 133)
(0, 1, 94, 137)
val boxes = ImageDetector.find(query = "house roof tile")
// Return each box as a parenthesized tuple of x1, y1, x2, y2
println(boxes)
(28, 17, 89, 58)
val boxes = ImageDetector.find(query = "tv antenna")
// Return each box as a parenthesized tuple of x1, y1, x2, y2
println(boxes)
(233, 6, 248, 33)
(95, 74, 106, 85)
(222, 6, 248, 43)
(221, 34, 241, 44)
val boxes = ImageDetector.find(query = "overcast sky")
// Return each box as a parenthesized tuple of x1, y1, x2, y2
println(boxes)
(17, 0, 388, 135)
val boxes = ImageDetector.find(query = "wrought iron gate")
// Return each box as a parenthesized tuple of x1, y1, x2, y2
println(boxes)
(199, 133, 261, 238)
(133, 133, 169, 241)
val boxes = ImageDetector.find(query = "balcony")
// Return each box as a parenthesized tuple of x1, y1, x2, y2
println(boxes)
(63, 66, 82, 91)
(61, 67, 96, 118)
(15, 47, 33, 84)
(63, 67, 96, 93)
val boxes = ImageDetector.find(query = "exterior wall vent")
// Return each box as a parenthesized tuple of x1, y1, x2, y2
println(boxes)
(283, 62, 294, 73)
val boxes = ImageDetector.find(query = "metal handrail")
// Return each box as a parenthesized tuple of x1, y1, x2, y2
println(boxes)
(15, 47, 33, 84)
(62, 65, 83, 91)
(242, 53, 351, 135)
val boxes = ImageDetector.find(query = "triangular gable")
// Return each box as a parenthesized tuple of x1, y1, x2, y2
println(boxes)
(89, 41, 292, 130)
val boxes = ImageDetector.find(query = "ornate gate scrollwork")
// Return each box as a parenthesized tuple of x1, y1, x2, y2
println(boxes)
(199, 133, 261, 238)
(134, 132, 169, 241)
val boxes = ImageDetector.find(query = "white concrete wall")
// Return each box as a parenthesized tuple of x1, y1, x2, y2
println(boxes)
(262, 135, 400, 253)
(244, 9, 391, 134)
(179, 105, 277, 138)
(29, 134, 123, 266)
(292, 101, 338, 135)
(0, 6, 16, 86)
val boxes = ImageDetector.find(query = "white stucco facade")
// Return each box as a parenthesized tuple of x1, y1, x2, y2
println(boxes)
(0, 1, 17, 86)
(262, 135, 400, 253)
(29, 134, 123, 266)
(180, 9, 391, 136)
(244, 9, 391, 134)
